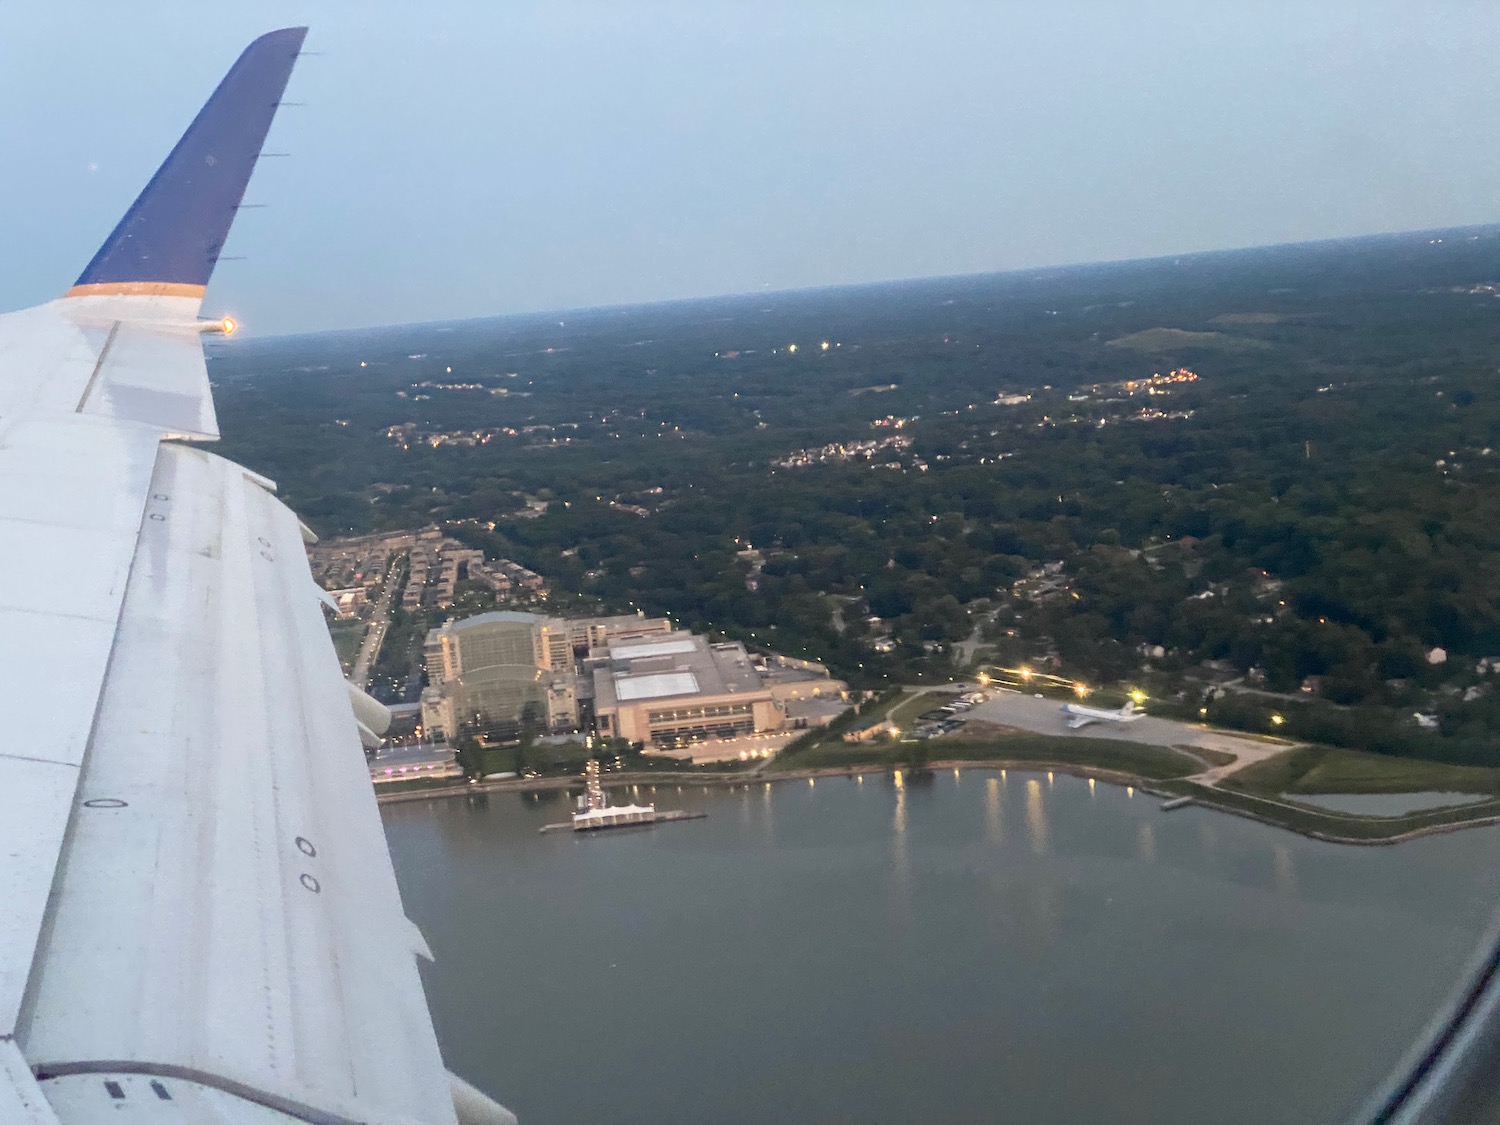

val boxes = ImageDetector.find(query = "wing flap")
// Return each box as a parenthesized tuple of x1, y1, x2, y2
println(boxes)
(19, 445, 455, 1124)
(0, 416, 160, 1033)
(0, 1040, 60, 1124)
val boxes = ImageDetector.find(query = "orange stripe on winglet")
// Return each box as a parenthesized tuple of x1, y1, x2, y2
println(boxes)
(64, 281, 207, 299)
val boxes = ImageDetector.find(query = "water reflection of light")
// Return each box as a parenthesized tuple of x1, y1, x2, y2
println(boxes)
(1088, 777, 1096, 797)
(857, 774, 864, 786)
(890, 777, 911, 898)
(1127, 786, 1135, 798)
(893, 769, 905, 790)
(984, 777, 1003, 844)
(953, 767, 961, 781)
(808, 778, 816, 789)
(1047, 771, 1054, 785)
(1137, 821, 1156, 863)
(1273, 845, 1298, 896)
(1025, 778, 1049, 855)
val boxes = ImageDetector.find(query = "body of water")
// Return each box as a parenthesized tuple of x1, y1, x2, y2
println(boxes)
(382, 771, 1500, 1124)
(1284, 790, 1491, 817)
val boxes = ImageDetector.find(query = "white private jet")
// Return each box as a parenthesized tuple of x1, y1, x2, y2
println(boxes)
(0, 29, 512, 1125)
(1061, 699, 1143, 729)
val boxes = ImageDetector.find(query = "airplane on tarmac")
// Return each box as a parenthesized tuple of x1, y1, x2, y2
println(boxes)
(1060, 699, 1143, 729)
(0, 29, 512, 1125)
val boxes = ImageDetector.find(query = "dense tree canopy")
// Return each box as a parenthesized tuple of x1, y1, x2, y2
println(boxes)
(212, 224, 1500, 762)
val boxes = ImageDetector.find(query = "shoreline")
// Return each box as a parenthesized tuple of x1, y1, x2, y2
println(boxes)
(376, 758, 1500, 845)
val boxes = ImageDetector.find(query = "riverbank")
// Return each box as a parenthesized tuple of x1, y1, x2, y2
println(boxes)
(376, 735, 1500, 845)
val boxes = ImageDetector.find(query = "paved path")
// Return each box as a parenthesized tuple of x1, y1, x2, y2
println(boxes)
(964, 689, 1292, 783)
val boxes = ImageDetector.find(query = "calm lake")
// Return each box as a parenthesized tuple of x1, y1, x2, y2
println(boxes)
(381, 770, 1500, 1124)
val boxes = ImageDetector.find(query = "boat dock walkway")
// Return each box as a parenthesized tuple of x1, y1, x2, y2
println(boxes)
(540, 809, 707, 834)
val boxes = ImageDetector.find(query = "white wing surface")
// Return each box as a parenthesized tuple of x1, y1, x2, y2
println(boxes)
(0, 29, 511, 1125)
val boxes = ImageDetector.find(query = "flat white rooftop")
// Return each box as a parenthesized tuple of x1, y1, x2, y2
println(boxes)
(610, 638, 697, 661)
(615, 671, 699, 701)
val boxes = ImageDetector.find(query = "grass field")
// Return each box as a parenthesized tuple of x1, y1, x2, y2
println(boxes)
(1104, 327, 1269, 353)
(329, 619, 365, 672)
(1225, 746, 1500, 798)
(772, 731, 1201, 781)
(1174, 745, 1237, 769)
(885, 689, 959, 730)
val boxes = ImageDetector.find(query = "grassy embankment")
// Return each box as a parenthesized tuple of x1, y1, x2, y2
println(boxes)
(775, 692, 1500, 843)
(1152, 745, 1500, 842)
(375, 690, 1500, 841)
(1227, 746, 1500, 798)
(770, 731, 1199, 781)
(772, 689, 1199, 781)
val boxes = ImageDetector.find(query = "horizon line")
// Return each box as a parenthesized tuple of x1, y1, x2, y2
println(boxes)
(224, 218, 1500, 344)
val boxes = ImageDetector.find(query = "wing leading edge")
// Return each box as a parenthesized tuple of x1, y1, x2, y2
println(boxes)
(0, 30, 512, 1125)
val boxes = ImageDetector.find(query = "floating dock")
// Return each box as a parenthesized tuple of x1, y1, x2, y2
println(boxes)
(540, 808, 706, 834)
(539, 760, 705, 833)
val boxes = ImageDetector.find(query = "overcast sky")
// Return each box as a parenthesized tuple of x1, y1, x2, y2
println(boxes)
(3, 1, 1500, 334)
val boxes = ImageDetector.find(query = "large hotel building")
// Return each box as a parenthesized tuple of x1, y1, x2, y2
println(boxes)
(420, 611, 846, 754)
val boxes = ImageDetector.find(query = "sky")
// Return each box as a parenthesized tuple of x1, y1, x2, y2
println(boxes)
(3, 1, 1500, 335)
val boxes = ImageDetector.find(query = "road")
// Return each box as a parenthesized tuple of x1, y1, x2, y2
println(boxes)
(965, 689, 1291, 782)
(352, 558, 403, 689)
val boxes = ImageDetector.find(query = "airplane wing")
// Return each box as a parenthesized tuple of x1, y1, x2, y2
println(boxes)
(0, 30, 512, 1125)
(1061, 707, 1097, 729)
